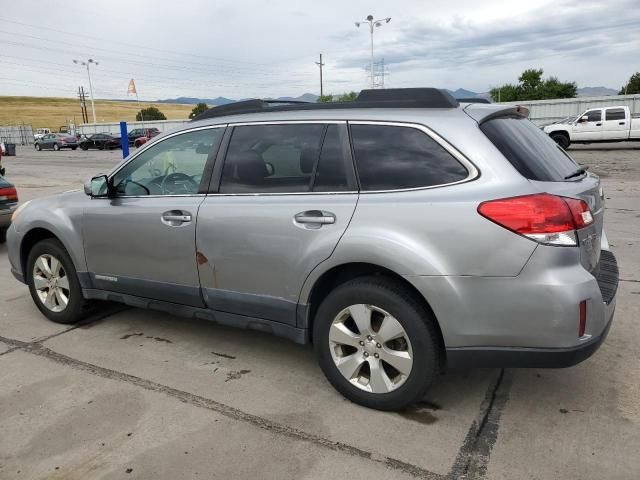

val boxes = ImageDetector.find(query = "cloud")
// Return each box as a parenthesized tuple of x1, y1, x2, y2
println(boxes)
(335, 0, 640, 79)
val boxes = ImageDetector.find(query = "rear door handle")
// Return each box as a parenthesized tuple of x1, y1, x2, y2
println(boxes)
(619, 122, 626, 125)
(162, 210, 192, 226)
(294, 210, 336, 225)
(595, 123, 602, 126)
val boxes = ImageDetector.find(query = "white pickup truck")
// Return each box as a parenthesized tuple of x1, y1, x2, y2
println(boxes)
(543, 106, 640, 148)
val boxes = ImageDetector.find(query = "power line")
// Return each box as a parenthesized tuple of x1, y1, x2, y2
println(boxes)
(0, 16, 300, 67)
(0, 34, 315, 80)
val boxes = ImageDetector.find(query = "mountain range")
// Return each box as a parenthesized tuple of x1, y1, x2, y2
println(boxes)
(155, 86, 619, 105)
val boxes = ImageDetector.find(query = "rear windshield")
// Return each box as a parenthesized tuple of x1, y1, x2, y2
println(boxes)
(480, 116, 578, 181)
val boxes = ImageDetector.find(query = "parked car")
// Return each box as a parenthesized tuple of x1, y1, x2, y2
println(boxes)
(79, 133, 122, 150)
(6, 89, 618, 411)
(33, 128, 51, 141)
(128, 128, 160, 147)
(35, 133, 79, 151)
(544, 106, 640, 148)
(0, 175, 18, 243)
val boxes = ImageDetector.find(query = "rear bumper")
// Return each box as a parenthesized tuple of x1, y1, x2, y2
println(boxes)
(406, 248, 619, 368)
(446, 300, 615, 368)
(0, 207, 15, 228)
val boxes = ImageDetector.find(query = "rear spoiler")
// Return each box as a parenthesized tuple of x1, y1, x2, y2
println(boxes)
(463, 104, 530, 125)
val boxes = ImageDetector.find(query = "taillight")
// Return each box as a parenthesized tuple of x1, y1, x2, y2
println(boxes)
(477, 193, 593, 246)
(0, 186, 18, 202)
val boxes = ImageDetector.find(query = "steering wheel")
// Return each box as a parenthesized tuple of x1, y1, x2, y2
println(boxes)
(160, 172, 199, 195)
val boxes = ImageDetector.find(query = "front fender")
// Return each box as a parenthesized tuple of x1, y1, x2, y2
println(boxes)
(12, 190, 89, 274)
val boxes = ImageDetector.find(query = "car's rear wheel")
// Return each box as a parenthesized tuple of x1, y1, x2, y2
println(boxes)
(313, 276, 440, 411)
(71, 146, 77, 150)
(0, 228, 6, 244)
(80, 144, 88, 151)
(35, 143, 41, 151)
(53, 143, 60, 151)
(26, 239, 90, 324)
(551, 132, 570, 149)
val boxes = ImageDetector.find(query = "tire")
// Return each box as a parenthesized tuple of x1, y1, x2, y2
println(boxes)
(0, 228, 6, 244)
(313, 276, 440, 411)
(53, 143, 60, 151)
(80, 144, 88, 151)
(551, 132, 570, 149)
(35, 143, 41, 151)
(26, 238, 90, 324)
(71, 147, 77, 150)
(99, 144, 105, 150)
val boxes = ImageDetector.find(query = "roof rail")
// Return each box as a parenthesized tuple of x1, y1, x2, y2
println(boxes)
(191, 88, 459, 121)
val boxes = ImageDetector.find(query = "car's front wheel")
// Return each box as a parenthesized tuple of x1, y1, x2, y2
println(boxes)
(26, 239, 90, 324)
(313, 276, 440, 411)
(53, 143, 60, 151)
(35, 143, 41, 151)
(551, 132, 570, 149)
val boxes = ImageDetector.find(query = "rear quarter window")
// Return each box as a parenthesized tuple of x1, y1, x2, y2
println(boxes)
(480, 116, 578, 181)
(350, 124, 469, 191)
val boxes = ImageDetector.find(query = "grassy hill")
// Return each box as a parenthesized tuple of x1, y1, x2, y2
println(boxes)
(0, 96, 194, 129)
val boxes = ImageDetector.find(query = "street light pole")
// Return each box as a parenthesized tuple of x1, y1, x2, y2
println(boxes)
(355, 15, 391, 89)
(73, 59, 99, 125)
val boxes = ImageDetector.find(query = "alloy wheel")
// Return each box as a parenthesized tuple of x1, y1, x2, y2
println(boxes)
(32, 254, 70, 312)
(328, 304, 413, 394)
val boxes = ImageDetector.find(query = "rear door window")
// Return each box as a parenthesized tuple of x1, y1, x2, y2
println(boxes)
(219, 124, 326, 193)
(350, 124, 469, 191)
(313, 124, 353, 192)
(605, 108, 626, 121)
(480, 116, 578, 181)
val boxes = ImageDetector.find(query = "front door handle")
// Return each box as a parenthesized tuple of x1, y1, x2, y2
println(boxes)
(619, 122, 626, 125)
(294, 210, 336, 225)
(595, 123, 602, 126)
(162, 210, 192, 226)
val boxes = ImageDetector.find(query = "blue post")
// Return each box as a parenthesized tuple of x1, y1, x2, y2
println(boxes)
(119, 121, 129, 159)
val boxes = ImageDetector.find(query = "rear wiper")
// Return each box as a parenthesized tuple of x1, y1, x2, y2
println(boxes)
(564, 166, 588, 180)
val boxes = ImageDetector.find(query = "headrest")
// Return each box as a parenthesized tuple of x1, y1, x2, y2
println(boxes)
(235, 150, 268, 183)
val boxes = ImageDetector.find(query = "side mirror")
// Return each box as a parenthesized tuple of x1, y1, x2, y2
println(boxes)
(578, 115, 589, 123)
(84, 174, 110, 197)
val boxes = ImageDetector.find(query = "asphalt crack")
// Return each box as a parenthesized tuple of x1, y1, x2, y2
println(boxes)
(448, 369, 512, 480)
(0, 334, 444, 480)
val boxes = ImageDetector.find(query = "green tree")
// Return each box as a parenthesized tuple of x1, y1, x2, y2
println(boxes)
(136, 106, 166, 121)
(188, 102, 208, 119)
(490, 68, 577, 102)
(619, 72, 640, 95)
(337, 91, 358, 102)
(317, 92, 358, 103)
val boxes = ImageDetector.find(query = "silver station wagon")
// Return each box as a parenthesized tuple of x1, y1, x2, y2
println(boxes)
(7, 89, 618, 410)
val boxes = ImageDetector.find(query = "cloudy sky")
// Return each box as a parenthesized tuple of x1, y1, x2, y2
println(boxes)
(1, 0, 638, 100)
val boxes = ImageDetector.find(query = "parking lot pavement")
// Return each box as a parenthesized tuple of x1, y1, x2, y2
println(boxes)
(1, 145, 639, 479)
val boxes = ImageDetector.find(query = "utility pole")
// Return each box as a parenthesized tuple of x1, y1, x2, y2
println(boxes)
(73, 59, 99, 125)
(355, 15, 391, 89)
(78, 86, 88, 123)
(315, 53, 325, 97)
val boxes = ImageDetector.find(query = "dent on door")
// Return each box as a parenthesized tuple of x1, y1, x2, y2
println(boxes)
(195, 195, 358, 326)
